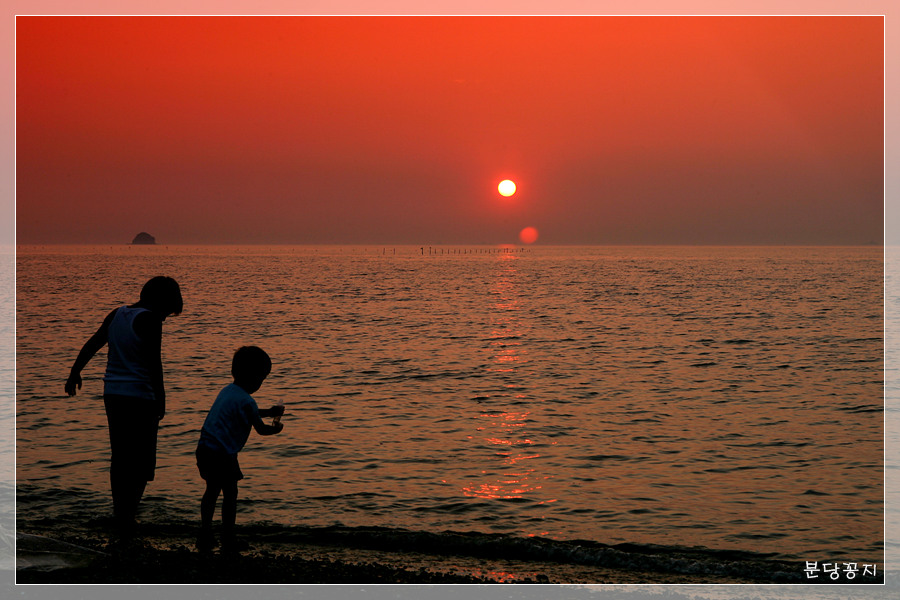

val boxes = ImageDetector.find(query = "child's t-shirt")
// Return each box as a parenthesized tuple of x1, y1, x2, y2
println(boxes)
(103, 306, 155, 400)
(198, 383, 264, 455)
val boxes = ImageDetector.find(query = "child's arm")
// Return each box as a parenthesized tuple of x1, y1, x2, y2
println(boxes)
(246, 399, 283, 436)
(65, 309, 116, 396)
(258, 404, 285, 419)
(253, 420, 284, 436)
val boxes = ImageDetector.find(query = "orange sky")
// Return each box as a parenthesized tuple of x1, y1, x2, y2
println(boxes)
(16, 16, 883, 245)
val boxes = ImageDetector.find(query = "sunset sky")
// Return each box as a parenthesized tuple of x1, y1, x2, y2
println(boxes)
(15, 15, 884, 245)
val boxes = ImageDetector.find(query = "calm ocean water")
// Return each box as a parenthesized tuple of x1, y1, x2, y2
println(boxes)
(14, 245, 884, 577)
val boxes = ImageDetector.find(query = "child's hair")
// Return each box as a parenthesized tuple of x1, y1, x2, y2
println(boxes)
(140, 276, 184, 316)
(232, 346, 272, 381)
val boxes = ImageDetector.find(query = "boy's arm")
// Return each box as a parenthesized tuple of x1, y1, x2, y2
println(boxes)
(248, 405, 283, 436)
(258, 404, 285, 418)
(252, 418, 284, 436)
(65, 309, 116, 396)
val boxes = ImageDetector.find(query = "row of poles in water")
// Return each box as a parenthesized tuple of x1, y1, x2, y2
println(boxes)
(353, 247, 533, 255)
(116, 246, 534, 255)
(349, 247, 532, 255)
(419, 247, 530, 255)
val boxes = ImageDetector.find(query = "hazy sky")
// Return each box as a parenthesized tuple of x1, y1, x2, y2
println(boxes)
(16, 16, 883, 245)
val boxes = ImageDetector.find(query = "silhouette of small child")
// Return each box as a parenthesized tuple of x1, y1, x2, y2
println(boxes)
(195, 346, 285, 551)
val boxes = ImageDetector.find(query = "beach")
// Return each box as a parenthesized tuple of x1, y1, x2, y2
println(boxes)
(15, 517, 828, 585)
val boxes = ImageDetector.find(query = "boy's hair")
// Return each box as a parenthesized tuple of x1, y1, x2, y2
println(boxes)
(140, 276, 183, 316)
(232, 346, 272, 381)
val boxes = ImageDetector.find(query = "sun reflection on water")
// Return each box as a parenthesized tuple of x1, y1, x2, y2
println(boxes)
(460, 252, 556, 512)
(463, 411, 545, 500)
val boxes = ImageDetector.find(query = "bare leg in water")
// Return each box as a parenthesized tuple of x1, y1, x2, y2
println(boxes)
(199, 479, 238, 550)
(109, 470, 148, 538)
(105, 395, 157, 539)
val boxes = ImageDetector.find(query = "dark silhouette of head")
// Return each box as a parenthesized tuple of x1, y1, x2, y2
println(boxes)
(232, 346, 271, 393)
(140, 276, 183, 317)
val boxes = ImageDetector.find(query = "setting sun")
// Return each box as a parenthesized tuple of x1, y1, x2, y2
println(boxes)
(498, 179, 517, 197)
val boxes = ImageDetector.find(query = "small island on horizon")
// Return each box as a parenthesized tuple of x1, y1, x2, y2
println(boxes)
(131, 232, 156, 245)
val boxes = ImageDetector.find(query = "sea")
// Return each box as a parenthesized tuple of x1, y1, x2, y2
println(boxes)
(11, 244, 886, 586)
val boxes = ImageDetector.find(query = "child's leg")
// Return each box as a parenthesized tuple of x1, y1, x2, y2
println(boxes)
(125, 479, 147, 521)
(221, 480, 238, 535)
(109, 472, 145, 532)
(105, 395, 157, 533)
(220, 480, 247, 551)
(200, 480, 222, 532)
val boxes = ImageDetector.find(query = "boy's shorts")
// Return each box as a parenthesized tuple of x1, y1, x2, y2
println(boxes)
(104, 394, 158, 482)
(196, 445, 244, 481)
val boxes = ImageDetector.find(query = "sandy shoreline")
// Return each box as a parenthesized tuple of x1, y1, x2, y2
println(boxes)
(14, 518, 867, 585)
(13, 528, 685, 584)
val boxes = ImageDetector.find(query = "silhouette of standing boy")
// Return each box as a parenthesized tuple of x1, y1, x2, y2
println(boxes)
(196, 346, 285, 551)
(65, 276, 183, 536)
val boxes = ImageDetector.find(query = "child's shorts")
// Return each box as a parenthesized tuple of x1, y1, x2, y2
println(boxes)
(196, 445, 244, 482)
(104, 394, 158, 482)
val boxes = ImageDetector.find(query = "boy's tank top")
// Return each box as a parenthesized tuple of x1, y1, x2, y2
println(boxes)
(103, 306, 155, 400)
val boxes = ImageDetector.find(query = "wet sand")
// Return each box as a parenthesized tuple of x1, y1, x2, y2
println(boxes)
(14, 519, 836, 585)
